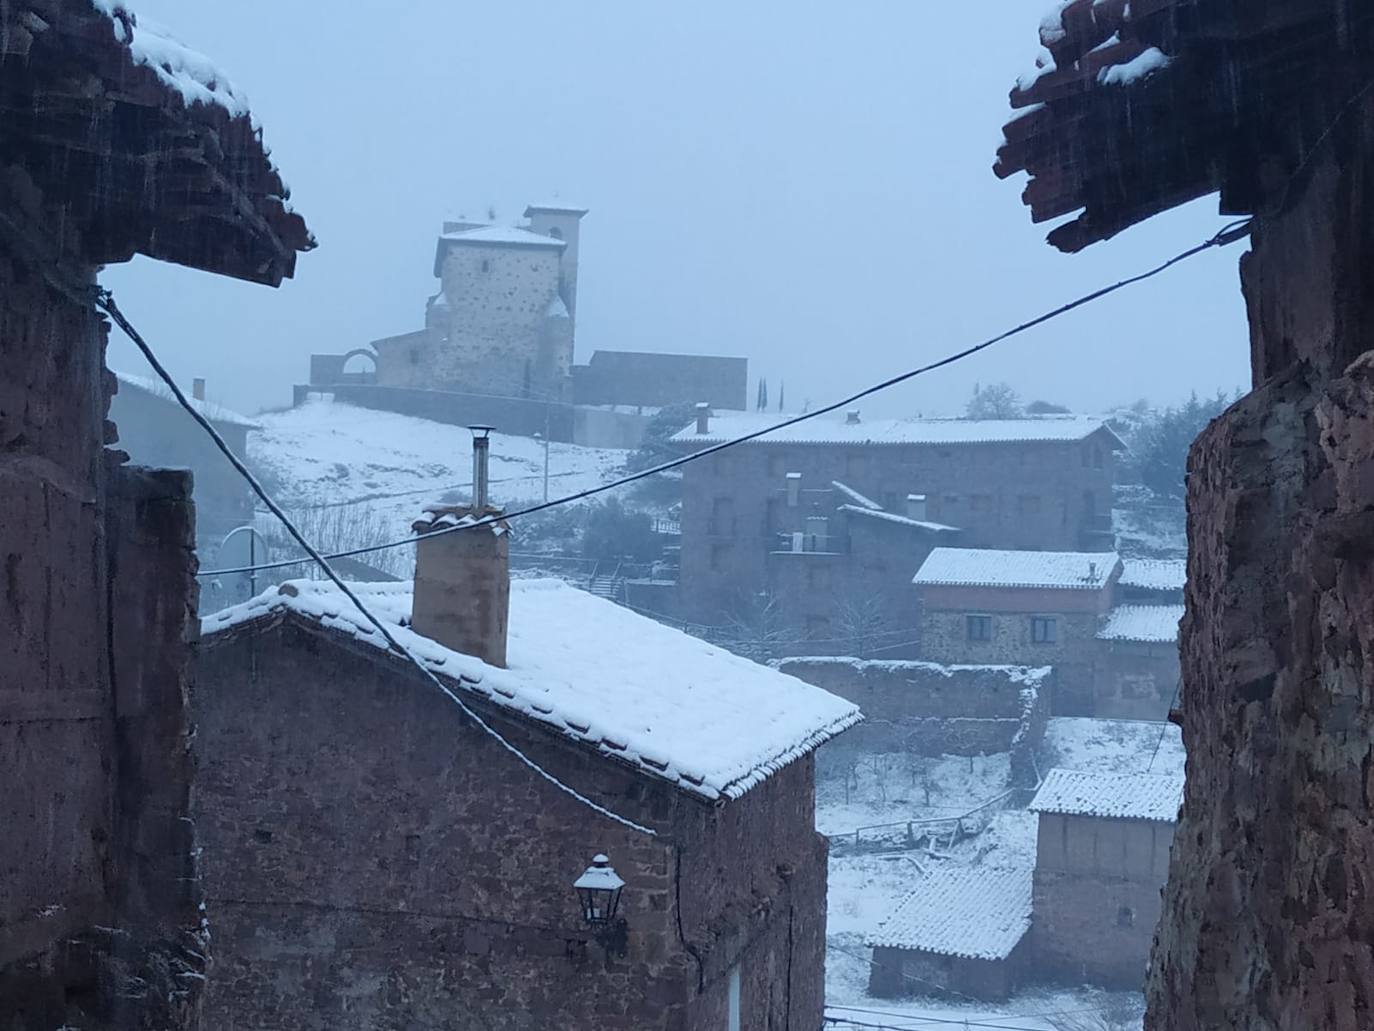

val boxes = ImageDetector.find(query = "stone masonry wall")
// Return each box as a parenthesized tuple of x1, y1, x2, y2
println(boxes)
(195, 620, 826, 1030)
(1145, 101, 1374, 1030)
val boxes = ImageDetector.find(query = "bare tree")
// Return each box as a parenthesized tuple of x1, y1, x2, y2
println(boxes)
(836, 592, 896, 658)
(965, 381, 1024, 420)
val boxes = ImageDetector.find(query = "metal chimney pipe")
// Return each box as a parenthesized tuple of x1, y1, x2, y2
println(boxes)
(695, 401, 711, 434)
(469, 425, 494, 509)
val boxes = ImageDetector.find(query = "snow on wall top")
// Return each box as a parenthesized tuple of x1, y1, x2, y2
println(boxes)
(1030, 767, 1184, 823)
(839, 505, 959, 534)
(1119, 558, 1187, 592)
(202, 578, 862, 802)
(671, 414, 1122, 448)
(1097, 605, 1183, 643)
(92, 2, 250, 116)
(913, 548, 1120, 590)
(113, 370, 259, 430)
(441, 225, 567, 249)
(831, 480, 882, 510)
(775, 656, 1054, 686)
(867, 864, 1033, 960)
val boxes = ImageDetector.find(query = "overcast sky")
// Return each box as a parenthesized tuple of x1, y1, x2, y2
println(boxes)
(104, 0, 1250, 420)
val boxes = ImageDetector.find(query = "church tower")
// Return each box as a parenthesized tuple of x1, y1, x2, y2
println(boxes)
(523, 203, 588, 329)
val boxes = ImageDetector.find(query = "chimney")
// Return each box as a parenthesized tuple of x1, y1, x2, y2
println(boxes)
(410, 427, 510, 667)
(845, 409, 861, 425)
(192, 377, 206, 402)
(786, 472, 802, 507)
(695, 402, 711, 435)
(906, 493, 927, 521)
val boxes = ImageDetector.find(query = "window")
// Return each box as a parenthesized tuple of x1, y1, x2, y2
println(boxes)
(846, 453, 868, 479)
(1017, 494, 1041, 515)
(1031, 616, 1057, 644)
(1093, 445, 1104, 469)
(1117, 905, 1136, 928)
(971, 493, 993, 513)
(408, 347, 421, 365)
(481, 258, 491, 272)
(727, 964, 741, 1031)
(768, 453, 786, 477)
(806, 565, 829, 590)
(709, 543, 732, 572)
(710, 497, 735, 536)
(548, 226, 564, 240)
(966, 614, 993, 641)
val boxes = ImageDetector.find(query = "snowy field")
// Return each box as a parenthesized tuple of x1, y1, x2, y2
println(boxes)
(820, 717, 1182, 1029)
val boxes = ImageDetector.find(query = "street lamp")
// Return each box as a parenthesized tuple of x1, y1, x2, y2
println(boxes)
(573, 853, 624, 926)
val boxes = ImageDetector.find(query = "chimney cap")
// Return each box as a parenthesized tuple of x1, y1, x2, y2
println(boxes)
(907, 493, 926, 501)
(786, 472, 803, 481)
(694, 401, 710, 411)
(845, 409, 861, 424)
(468, 424, 495, 438)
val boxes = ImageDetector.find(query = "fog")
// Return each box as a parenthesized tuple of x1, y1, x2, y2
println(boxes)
(102, 0, 1248, 419)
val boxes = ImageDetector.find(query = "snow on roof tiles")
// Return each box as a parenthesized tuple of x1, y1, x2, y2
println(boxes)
(1029, 767, 1184, 823)
(1097, 605, 1183, 643)
(839, 505, 959, 534)
(913, 548, 1120, 590)
(1119, 558, 1187, 592)
(441, 225, 566, 248)
(867, 865, 1032, 960)
(831, 480, 881, 510)
(670, 413, 1123, 448)
(202, 579, 861, 802)
(113, 370, 259, 430)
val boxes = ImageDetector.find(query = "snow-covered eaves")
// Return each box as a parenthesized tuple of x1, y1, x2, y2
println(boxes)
(671, 414, 1123, 448)
(913, 548, 1120, 590)
(202, 579, 861, 803)
(831, 480, 882, 510)
(113, 370, 259, 430)
(1097, 604, 1183, 643)
(776, 656, 1053, 686)
(839, 505, 959, 534)
(1119, 558, 1186, 592)
(441, 225, 567, 249)
(1030, 767, 1184, 823)
(525, 201, 589, 216)
(867, 864, 1033, 961)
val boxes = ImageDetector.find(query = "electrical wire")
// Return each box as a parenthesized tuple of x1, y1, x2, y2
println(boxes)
(95, 288, 658, 839)
(1147, 676, 1183, 773)
(196, 217, 1252, 578)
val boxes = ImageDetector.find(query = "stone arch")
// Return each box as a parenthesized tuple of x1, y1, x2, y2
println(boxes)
(341, 348, 378, 375)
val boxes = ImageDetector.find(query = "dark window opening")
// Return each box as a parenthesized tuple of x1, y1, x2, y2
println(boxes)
(481, 258, 491, 272)
(409, 347, 421, 365)
(1031, 616, 1057, 644)
(548, 226, 564, 240)
(253, 829, 272, 844)
(966, 614, 993, 641)
(1117, 906, 1136, 928)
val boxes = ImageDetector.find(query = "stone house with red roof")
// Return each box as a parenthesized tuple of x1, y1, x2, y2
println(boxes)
(193, 506, 859, 1030)
(1, 2, 310, 1026)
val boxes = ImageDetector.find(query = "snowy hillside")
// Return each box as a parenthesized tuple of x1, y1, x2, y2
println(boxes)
(247, 397, 628, 537)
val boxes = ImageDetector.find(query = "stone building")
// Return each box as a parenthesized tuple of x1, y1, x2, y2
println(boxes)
(109, 371, 259, 547)
(0, 3, 311, 1027)
(998, 4, 1374, 1023)
(913, 548, 1122, 715)
(913, 548, 1182, 719)
(673, 410, 1121, 634)
(1028, 768, 1183, 989)
(193, 507, 859, 1028)
(867, 865, 1033, 1000)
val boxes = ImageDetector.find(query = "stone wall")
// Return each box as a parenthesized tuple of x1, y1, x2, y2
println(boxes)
(679, 435, 1115, 627)
(1092, 640, 1179, 722)
(297, 383, 576, 441)
(1035, 812, 1173, 989)
(869, 942, 1025, 1000)
(572, 351, 749, 411)
(194, 619, 826, 1029)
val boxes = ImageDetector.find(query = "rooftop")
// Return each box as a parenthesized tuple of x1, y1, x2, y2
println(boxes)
(839, 505, 959, 534)
(113, 370, 259, 430)
(525, 201, 589, 216)
(1119, 558, 1187, 592)
(867, 864, 1033, 961)
(913, 548, 1120, 590)
(202, 579, 861, 802)
(1029, 767, 1185, 823)
(1097, 604, 1183, 643)
(671, 413, 1124, 448)
(440, 225, 567, 249)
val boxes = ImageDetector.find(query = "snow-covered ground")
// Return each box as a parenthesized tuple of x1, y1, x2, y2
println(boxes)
(816, 751, 1012, 837)
(249, 398, 628, 529)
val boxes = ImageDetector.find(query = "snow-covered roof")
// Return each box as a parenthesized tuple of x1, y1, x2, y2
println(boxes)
(839, 505, 959, 534)
(525, 201, 589, 215)
(1029, 767, 1184, 823)
(113, 370, 259, 430)
(913, 548, 1120, 590)
(94, 2, 249, 116)
(867, 865, 1032, 961)
(441, 225, 566, 249)
(671, 413, 1123, 448)
(1119, 558, 1186, 592)
(202, 578, 861, 802)
(831, 480, 881, 510)
(1097, 605, 1183, 643)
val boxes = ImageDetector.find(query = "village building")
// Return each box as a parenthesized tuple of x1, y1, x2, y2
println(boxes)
(1116, 558, 1186, 605)
(109, 371, 259, 548)
(1028, 768, 1182, 989)
(0, 2, 311, 1026)
(303, 206, 748, 446)
(912, 548, 1182, 719)
(672, 410, 1122, 638)
(867, 865, 1034, 1001)
(193, 487, 859, 1029)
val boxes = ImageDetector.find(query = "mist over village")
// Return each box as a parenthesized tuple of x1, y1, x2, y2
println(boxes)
(5, 2, 1374, 1030)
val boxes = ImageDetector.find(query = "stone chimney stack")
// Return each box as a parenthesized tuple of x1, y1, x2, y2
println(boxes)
(192, 377, 206, 401)
(410, 427, 510, 668)
(906, 493, 927, 521)
(695, 402, 711, 435)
